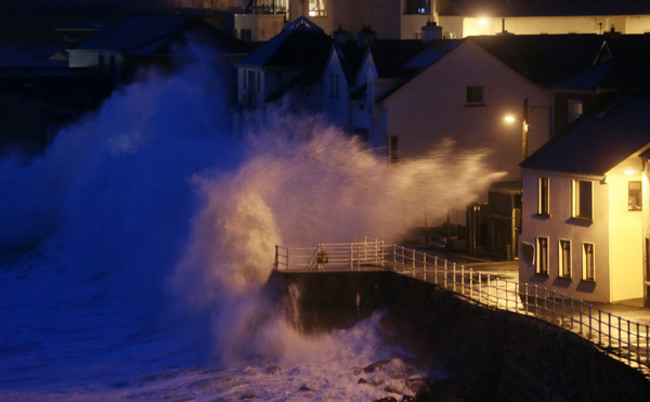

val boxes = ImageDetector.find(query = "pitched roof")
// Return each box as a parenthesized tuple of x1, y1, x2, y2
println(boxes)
(236, 17, 332, 68)
(470, 34, 604, 87)
(520, 96, 650, 175)
(72, 15, 244, 55)
(444, 0, 650, 17)
(553, 34, 650, 90)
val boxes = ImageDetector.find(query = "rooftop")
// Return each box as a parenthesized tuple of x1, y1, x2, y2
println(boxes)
(521, 96, 650, 175)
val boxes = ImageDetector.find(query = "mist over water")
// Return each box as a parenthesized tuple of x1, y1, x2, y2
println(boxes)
(0, 48, 502, 396)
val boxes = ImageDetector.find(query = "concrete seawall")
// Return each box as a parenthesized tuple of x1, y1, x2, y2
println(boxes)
(267, 270, 650, 401)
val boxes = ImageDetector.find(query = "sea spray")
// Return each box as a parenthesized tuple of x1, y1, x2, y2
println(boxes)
(0, 47, 503, 394)
(171, 110, 503, 365)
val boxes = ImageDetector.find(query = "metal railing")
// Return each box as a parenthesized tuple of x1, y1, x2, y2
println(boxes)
(274, 240, 650, 377)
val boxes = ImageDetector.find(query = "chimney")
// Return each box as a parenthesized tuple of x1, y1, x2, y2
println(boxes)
(421, 21, 443, 43)
(357, 25, 377, 47)
(332, 26, 348, 46)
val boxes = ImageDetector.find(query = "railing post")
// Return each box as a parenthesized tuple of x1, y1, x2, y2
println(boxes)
(274, 245, 279, 270)
(452, 263, 457, 292)
(434, 256, 438, 285)
(392, 244, 396, 271)
(423, 253, 427, 282)
(412, 249, 416, 277)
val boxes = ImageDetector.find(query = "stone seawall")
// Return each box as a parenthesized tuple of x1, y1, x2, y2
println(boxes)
(267, 270, 650, 401)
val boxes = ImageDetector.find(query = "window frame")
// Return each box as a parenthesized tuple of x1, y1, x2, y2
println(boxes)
(558, 239, 571, 278)
(536, 236, 549, 275)
(628, 180, 642, 211)
(582, 242, 595, 281)
(572, 179, 593, 220)
(538, 177, 549, 216)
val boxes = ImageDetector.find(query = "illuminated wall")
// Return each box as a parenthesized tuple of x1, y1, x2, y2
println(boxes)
(439, 15, 650, 38)
(519, 170, 612, 302)
(381, 40, 551, 180)
(608, 155, 645, 301)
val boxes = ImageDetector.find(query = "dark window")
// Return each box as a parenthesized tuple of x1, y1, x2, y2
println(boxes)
(466, 86, 484, 104)
(388, 136, 399, 163)
(538, 177, 549, 215)
(583, 243, 595, 281)
(404, 0, 430, 14)
(240, 29, 252, 42)
(573, 180, 593, 220)
(559, 239, 571, 278)
(629, 181, 642, 211)
(330, 73, 339, 98)
(536, 237, 549, 275)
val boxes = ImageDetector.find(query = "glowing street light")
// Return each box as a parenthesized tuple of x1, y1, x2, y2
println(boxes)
(504, 98, 530, 161)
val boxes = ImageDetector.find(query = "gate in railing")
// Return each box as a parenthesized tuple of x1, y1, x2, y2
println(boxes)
(274, 240, 650, 377)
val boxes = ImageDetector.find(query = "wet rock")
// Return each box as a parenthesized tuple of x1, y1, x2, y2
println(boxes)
(363, 358, 390, 373)
(374, 397, 397, 402)
(298, 384, 317, 393)
(240, 394, 257, 400)
(265, 365, 281, 374)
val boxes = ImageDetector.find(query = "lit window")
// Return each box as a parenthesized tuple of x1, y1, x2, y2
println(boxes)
(466, 86, 484, 104)
(308, 0, 326, 17)
(568, 99, 583, 123)
(582, 243, 595, 281)
(536, 237, 549, 275)
(538, 177, 549, 216)
(573, 180, 593, 220)
(559, 239, 571, 278)
(628, 181, 642, 211)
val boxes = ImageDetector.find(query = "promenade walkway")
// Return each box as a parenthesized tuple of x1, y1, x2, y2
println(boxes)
(274, 240, 650, 378)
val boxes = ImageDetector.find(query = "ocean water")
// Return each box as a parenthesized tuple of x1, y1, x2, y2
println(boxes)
(0, 47, 501, 401)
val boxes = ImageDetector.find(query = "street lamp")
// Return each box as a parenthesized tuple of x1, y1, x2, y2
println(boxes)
(504, 98, 529, 161)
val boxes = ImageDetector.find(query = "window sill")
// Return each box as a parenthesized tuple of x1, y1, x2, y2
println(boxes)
(568, 216, 593, 226)
(557, 275, 572, 281)
(580, 279, 596, 284)
(534, 213, 550, 219)
(464, 103, 486, 107)
(534, 272, 549, 277)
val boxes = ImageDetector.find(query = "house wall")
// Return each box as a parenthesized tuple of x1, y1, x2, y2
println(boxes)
(642, 160, 650, 300)
(444, 15, 650, 37)
(607, 157, 645, 301)
(381, 40, 551, 180)
(519, 169, 612, 303)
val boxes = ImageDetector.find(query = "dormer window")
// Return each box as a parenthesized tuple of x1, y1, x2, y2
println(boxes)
(308, 0, 326, 17)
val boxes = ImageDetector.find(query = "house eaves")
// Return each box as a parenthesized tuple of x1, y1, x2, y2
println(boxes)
(520, 96, 650, 176)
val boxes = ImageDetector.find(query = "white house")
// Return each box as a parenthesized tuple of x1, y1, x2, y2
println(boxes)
(234, 16, 333, 132)
(376, 37, 553, 179)
(519, 97, 650, 303)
